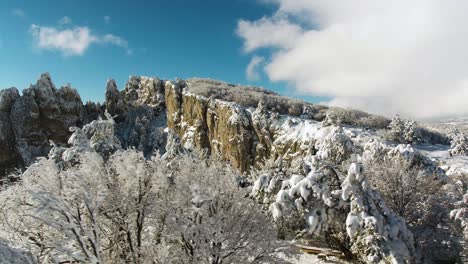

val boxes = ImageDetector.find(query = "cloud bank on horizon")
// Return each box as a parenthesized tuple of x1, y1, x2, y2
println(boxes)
(237, 0, 468, 119)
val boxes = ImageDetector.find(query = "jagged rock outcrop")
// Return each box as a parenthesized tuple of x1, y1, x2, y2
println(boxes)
(106, 76, 165, 115)
(0, 74, 169, 175)
(0, 74, 171, 176)
(106, 76, 167, 157)
(0, 73, 99, 175)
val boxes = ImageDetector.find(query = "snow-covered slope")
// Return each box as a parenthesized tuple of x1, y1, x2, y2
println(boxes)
(1, 73, 467, 263)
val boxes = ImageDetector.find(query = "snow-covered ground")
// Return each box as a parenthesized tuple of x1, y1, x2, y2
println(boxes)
(424, 116, 468, 134)
(441, 155, 468, 176)
(415, 143, 468, 175)
(414, 143, 450, 159)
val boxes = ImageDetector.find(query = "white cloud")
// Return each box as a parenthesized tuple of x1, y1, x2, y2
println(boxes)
(237, 0, 468, 119)
(59, 16, 72, 25)
(101, 34, 127, 47)
(30, 24, 131, 56)
(246, 56, 264, 81)
(30, 25, 95, 56)
(12, 9, 26, 18)
(237, 17, 303, 52)
(104, 16, 111, 24)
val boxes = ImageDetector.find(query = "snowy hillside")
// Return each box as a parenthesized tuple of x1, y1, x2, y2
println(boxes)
(0, 74, 467, 263)
(424, 116, 468, 135)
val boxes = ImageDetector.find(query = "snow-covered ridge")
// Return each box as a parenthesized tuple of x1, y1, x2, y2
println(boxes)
(2, 73, 468, 263)
(0, 72, 438, 176)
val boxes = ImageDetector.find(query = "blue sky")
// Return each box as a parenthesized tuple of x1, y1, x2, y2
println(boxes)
(3, 1, 468, 119)
(0, 0, 324, 103)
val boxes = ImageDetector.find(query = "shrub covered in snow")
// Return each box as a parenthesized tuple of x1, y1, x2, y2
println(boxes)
(322, 108, 390, 129)
(161, 129, 186, 159)
(363, 140, 444, 178)
(448, 127, 468, 156)
(315, 126, 357, 164)
(365, 149, 463, 263)
(47, 110, 121, 168)
(252, 159, 417, 263)
(0, 148, 296, 263)
(450, 174, 468, 230)
(342, 163, 416, 263)
(449, 173, 468, 261)
(418, 126, 450, 145)
(361, 139, 390, 164)
(386, 115, 421, 144)
(366, 158, 442, 220)
(163, 156, 297, 264)
(83, 110, 121, 158)
(0, 239, 36, 264)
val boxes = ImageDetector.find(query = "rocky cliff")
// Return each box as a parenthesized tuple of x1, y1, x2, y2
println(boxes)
(164, 80, 319, 173)
(0, 73, 328, 175)
(166, 81, 255, 172)
(2, 73, 450, 177)
(0, 72, 413, 177)
(0, 74, 175, 176)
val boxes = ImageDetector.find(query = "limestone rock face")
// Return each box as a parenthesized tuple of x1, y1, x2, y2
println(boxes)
(32, 73, 61, 123)
(165, 80, 184, 131)
(164, 81, 283, 173)
(165, 81, 258, 173)
(205, 98, 255, 172)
